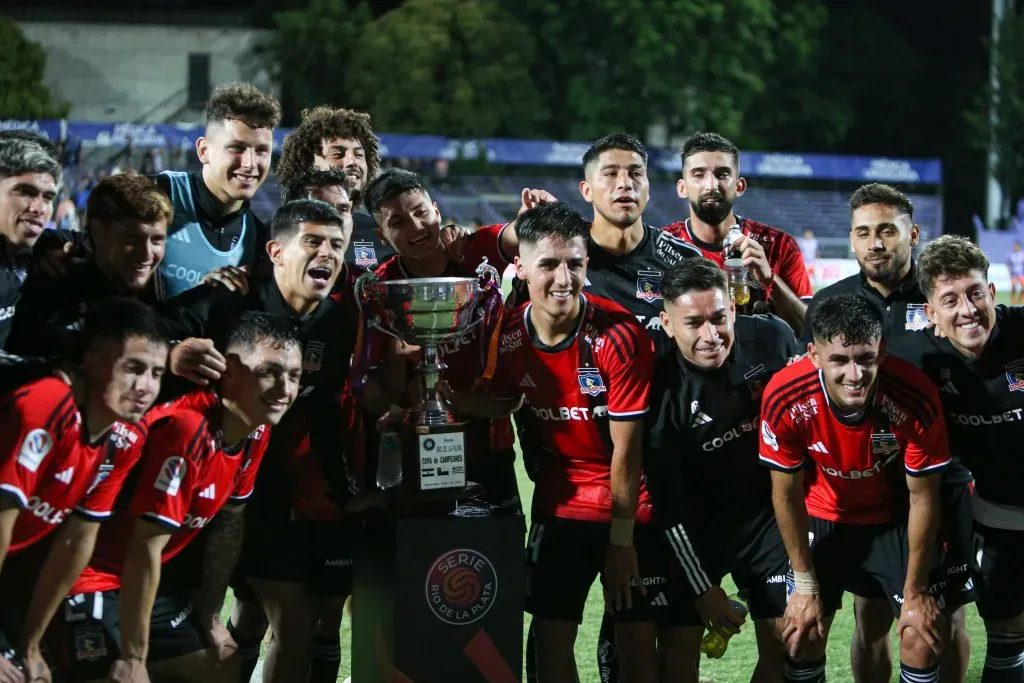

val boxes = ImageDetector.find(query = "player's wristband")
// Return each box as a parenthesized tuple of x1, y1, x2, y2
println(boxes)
(609, 517, 635, 547)
(763, 271, 775, 301)
(793, 569, 819, 595)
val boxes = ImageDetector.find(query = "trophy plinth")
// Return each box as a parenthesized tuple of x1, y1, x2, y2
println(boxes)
(356, 262, 501, 500)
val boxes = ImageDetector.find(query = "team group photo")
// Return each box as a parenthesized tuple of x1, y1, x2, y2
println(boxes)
(1, 1, 1022, 682)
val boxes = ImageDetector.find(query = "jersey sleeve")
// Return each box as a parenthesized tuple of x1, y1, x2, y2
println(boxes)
(0, 382, 76, 508)
(127, 413, 207, 529)
(758, 381, 807, 472)
(75, 423, 149, 521)
(229, 425, 270, 503)
(487, 348, 522, 401)
(777, 234, 813, 299)
(595, 316, 654, 421)
(464, 224, 512, 269)
(901, 382, 952, 477)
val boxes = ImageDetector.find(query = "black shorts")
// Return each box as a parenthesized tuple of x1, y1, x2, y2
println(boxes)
(665, 511, 789, 626)
(808, 517, 956, 617)
(524, 517, 671, 624)
(972, 522, 1024, 622)
(48, 591, 211, 681)
(236, 501, 361, 598)
(849, 482, 975, 609)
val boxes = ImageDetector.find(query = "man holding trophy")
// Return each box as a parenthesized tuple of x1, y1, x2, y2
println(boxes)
(357, 168, 553, 513)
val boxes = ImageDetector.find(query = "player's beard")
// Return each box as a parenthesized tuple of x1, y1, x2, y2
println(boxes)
(690, 194, 732, 227)
(860, 250, 908, 288)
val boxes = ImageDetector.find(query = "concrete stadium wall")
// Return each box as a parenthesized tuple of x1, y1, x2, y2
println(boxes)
(18, 22, 276, 123)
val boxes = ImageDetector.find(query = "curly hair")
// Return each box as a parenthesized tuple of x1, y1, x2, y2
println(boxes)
(849, 183, 914, 220)
(85, 172, 174, 230)
(275, 106, 381, 206)
(916, 235, 990, 299)
(206, 82, 282, 130)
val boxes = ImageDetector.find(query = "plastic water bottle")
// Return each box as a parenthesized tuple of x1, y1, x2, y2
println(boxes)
(700, 594, 749, 659)
(722, 226, 750, 305)
(376, 430, 403, 490)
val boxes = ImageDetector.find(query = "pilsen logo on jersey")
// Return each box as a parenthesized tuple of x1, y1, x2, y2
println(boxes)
(744, 364, 767, 400)
(577, 368, 607, 396)
(905, 304, 930, 331)
(870, 432, 900, 458)
(352, 241, 378, 268)
(1005, 360, 1024, 392)
(636, 270, 663, 303)
(303, 340, 326, 374)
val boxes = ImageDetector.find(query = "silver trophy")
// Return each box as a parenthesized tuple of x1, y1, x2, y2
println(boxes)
(354, 259, 501, 497)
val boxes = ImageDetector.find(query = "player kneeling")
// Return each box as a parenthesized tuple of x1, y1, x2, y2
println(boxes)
(761, 293, 953, 683)
(644, 258, 802, 682)
(46, 313, 301, 683)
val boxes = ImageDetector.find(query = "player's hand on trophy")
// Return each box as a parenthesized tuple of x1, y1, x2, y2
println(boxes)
(603, 542, 642, 613)
(0, 657, 25, 683)
(695, 585, 745, 637)
(897, 591, 945, 655)
(170, 338, 226, 385)
(202, 265, 250, 294)
(517, 188, 558, 215)
(105, 657, 149, 683)
(440, 224, 470, 263)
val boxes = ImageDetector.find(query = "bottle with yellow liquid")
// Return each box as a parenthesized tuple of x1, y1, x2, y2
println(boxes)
(700, 593, 749, 659)
(723, 225, 751, 306)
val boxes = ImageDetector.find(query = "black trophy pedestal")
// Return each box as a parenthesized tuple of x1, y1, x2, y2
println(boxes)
(351, 511, 526, 683)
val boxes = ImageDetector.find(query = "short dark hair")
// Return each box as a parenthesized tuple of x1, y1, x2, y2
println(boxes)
(363, 168, 429, 216)
(0, 139, 62, 184)
(226, 311, 301, 355)
(86, 172, 174, 229)
(810, 293, 884, 346)
(81, 297, 169, 353)
(916, 235, 990, 299)
(515, 202, 589, 247)
(282, 167, 353, 204)
(0, 129, 59, 158)
(582, 133, 647, 177)
(680, 132, 740, 172)
(662, 258, 727, 302)
(205, 82, 282, 131)
(271, 199, 344, 241)
(275, 106, 381, 207)
(849, 183, 914, 220)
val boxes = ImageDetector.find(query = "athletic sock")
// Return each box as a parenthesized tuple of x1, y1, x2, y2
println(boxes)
(982, 632, 1024, 683)
(899, 661, 940, 683)
(525, 620, 537, 683)
(596, 610, 619, 683)
(227, 618, 263, 683)
(784, 655, 826, 683)
(308, 633, 341, 683)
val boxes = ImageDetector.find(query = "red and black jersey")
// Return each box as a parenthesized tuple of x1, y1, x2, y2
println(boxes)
(0, 378, 146, 553)
(368, 224, 514, 451)
(72, 390, 270, 594)
(490, 294, 655, 523)
(663, 217, 813, 312)
(759, 356, 951, 524)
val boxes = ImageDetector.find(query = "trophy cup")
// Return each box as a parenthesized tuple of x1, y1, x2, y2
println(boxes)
(354, 259, 502, 498)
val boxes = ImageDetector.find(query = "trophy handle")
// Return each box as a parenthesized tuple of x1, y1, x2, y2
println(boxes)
(353, 270, 404, 343)
(475, 257, 501, 289)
